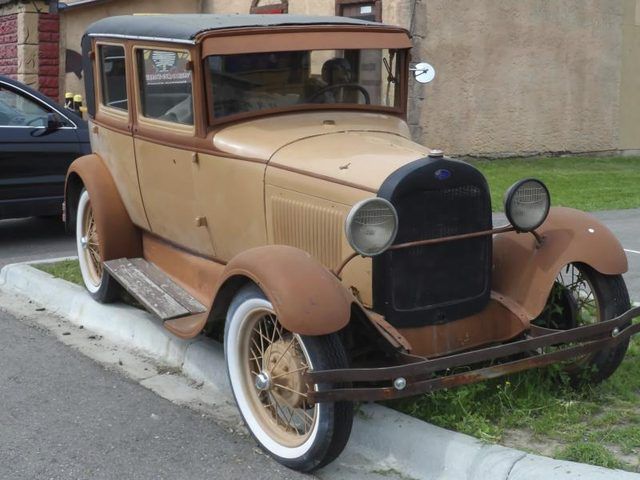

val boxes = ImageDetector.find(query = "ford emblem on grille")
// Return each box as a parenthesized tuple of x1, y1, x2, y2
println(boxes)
(435, 169, 451, 180)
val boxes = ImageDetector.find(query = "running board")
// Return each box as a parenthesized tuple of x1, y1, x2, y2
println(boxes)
(104, 258, 207, 321)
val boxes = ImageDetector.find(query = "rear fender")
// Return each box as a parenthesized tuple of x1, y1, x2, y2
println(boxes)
(493, 207, 627, 320)
(65, 154, 142, 260)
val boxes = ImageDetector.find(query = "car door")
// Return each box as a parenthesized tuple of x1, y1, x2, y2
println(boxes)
(133, 45, 215, 257)
(0, 81, 84, 215)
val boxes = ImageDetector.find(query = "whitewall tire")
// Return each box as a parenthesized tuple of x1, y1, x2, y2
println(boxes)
(224, 284, 353, 472)
(75, 189, 120, 303)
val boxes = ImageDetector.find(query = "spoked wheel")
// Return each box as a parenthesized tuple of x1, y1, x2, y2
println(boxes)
(76, 189, 120, 303)
(224, 284, 353, 472)
(534, 262, 631, 384)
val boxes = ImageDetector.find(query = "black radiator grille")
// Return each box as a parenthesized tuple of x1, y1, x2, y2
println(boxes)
(373, 157, 493, 328)
(390, 186, 490, 312)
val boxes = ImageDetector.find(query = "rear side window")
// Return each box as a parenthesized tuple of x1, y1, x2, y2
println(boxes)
(99, 45, 128, 111)
(136, 48, 193, 125)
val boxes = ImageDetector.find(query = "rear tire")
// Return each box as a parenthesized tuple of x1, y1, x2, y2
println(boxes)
(224, 284, 353, 472)
(76, 189, 120, 303)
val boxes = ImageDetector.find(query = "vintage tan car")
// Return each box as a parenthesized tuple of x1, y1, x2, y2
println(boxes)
(65, 14, 639, 471)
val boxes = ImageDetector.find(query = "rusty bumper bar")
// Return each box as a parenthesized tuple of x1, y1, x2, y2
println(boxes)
(305, 306, 640, 403)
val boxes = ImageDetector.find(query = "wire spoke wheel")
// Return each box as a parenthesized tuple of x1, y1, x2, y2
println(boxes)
(75, 189, 120, 303)
(84, 207, 103, 282)
(245, 312, 317, 446)
(225, 285, 353, 472)
(534, 262, 631, 384)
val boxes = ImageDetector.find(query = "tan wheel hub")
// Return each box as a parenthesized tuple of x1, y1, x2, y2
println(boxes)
(262, 340, 307, 408)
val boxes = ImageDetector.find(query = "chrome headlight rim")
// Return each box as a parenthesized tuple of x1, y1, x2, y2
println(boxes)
(345, 197, 399, 257)
(504, 178, 551, 232)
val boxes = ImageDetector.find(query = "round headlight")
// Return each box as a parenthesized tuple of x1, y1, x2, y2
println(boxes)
(503, 178, 550, 232)
(345, 198, 398, 256)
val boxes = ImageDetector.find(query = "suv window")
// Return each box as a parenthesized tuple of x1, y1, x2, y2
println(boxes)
(136, 48, 193, 125)
(99, 44, 128, 111)
(0, 85, 71, 127)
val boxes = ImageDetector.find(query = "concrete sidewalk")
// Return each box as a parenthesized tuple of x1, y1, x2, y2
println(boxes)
(1, 261, 637, 480)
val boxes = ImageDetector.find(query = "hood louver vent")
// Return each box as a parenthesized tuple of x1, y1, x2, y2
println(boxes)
(271, 197, 343, 269)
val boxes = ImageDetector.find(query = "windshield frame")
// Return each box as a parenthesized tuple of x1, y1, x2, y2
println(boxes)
(200, 27, 410, 128)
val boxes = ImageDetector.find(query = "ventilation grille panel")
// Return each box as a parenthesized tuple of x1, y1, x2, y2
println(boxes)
(271, 197, 343, 269)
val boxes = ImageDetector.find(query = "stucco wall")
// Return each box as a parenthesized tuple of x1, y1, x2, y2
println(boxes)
(619, 0, 640, 152)
(411, 1, 625, 156)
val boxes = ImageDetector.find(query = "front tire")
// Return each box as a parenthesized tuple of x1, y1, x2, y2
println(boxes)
(224, 284, 353, 472)
(76, 189, 120, 303)
(534, 263, 631, 384)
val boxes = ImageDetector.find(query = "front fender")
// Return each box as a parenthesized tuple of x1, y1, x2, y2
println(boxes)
(65, 154, 142, 261)
(212, 245, 353, 336)
(493, 207, 627, 320)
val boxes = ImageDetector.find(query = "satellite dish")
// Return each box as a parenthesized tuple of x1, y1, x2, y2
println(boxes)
(412, 62, 436, 84)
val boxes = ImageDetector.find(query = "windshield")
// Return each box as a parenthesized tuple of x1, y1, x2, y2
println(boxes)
(206, 48, 403, 120)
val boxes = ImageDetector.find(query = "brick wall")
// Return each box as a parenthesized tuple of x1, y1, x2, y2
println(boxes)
(0, 13, 18, 78)
(38, 13, 59, 98)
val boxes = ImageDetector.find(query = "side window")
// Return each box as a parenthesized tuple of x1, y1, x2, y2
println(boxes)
(99, 44, 128, 111)
(136, 48, 193, 125)
(0, 86, 65, 127)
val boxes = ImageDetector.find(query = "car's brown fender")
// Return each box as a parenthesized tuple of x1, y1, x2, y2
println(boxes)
(493, 206, 627, 321)
(210, 245, 353, 336)
(64, 154, 142, 261)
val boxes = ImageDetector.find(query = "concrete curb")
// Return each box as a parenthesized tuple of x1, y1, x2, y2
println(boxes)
(1, 261, 638, 480)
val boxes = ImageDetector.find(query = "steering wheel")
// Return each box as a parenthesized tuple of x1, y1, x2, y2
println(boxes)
(305, 83, 371, 105)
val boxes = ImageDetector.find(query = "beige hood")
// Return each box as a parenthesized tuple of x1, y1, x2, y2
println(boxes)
(269, 129, 431, 192)
(213, 111, 433, 193)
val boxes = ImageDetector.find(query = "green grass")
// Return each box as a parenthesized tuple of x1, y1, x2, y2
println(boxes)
(390, 333, 640, 471)
(35, 259, 144, 309)
(556, 442, 625, 470)
(469, 156, 640, 212)
(35, 259, 83, 286)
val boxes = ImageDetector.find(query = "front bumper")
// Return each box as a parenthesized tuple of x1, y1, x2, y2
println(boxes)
(305, 305, 640, 403)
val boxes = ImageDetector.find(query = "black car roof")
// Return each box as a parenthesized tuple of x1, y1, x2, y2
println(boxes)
(85, 14, 388, 44)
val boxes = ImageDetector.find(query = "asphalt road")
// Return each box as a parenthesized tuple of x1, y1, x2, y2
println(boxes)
(0, 307, 308, 480)
(0, 217, 75, 269)
(592, 209, 640, 301)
